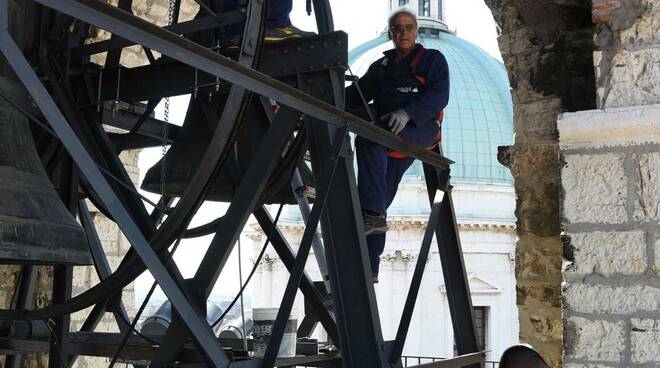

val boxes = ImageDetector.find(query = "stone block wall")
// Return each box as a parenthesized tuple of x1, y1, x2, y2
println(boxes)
(559, 1, 660, 366)
(90, 0, 199, 67)
(592, 0, 660, 109)
(559, 105, 660, 367)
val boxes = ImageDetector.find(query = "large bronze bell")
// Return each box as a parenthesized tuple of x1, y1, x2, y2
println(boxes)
(141, 93, 312, 204)
(0, 76, 92, 265)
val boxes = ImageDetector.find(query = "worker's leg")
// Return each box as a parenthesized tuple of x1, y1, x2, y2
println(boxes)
(366, 156, 414, 276)
(219, 0, 291, 26)
(385, 156, 415, 208)
(366, 233, 386, 276)
(267, 0, 293, 27)
(265, 0, 315, 40)
(355, 136, 389, 216)
(221, 0, 309, 44)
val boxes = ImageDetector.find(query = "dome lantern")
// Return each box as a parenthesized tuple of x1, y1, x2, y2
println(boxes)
(389, 0, 448, 32)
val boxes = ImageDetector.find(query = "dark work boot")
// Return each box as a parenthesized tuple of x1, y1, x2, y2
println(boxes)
(264, 25, 315, 42)
(363, 211, 388, 236)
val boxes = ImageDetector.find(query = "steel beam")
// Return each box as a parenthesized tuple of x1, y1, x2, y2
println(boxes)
(407, 352, 485, 368)
(32, 0, 451, 168)
(102, 106, 179, 144)
(104, 0, 134, 67)
(38, 52, 155, 237)
(91, 32, 350, 102)
(260, 126, 346, 368)
(4, 266, 37, 368)
(70, 13, 243, 57)
(252, 208, 338, 343)
(0, 25, 230, 368)
(389, 202, 442, 364)
(150, 0, 268, 362)
(423, 156, 479, 368)
(301, 69, 388, 367)
(258, 95, 332, 292)
(48, 266, 73, 368)
(78, 200, 131, 335)
(192, 104, 297, 289)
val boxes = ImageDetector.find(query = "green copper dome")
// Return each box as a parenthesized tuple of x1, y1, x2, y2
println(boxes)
(348, 29, 513, 184)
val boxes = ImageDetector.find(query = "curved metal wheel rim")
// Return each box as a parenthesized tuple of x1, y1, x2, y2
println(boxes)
(0, 0, 269, 321)
(0, 0, 335, 325)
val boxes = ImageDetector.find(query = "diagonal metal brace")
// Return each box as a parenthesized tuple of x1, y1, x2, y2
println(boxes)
(259, 126, 349, 368)
(389, 201, 442, 364)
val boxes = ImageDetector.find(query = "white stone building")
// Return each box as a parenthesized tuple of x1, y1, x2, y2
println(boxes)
(248, 0, 519, 362)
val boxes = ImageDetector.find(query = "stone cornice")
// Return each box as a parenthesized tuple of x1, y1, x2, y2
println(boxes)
(558, 104, 660, 149)
(246, 217, 515, 237)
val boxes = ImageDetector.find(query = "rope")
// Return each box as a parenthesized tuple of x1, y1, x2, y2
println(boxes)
(107, 237, 183, 368)
(347, 64, 375, 123)
(209, 204, 285, 331)
(237, 237, 248, 351)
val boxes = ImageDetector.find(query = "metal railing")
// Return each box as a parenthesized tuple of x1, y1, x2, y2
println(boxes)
(297, 356, 498, 368)
(401, 355, 499, 367)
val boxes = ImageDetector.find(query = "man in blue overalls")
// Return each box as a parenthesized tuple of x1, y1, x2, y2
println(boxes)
(345, 9, 450, 283)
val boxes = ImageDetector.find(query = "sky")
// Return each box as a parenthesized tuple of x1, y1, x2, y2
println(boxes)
(134, 0, 502, 306)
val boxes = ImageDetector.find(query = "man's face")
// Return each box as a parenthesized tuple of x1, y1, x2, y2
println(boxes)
(391, 14, 417, 51)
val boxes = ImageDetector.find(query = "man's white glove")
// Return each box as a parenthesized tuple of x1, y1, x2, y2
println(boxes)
(381, 109, 410, 135)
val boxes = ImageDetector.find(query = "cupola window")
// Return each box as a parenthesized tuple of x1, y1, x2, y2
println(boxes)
(418, 0, 430, 17)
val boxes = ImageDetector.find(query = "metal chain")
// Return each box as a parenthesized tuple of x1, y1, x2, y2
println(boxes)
(160, 98, 169, 209)
(160, 0, 176, 218)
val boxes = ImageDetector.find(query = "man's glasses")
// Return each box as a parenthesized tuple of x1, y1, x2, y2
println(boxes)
(390, 24, 416, 34)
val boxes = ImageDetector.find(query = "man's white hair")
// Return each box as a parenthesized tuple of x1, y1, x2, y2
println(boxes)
(388, 8, 418, 29)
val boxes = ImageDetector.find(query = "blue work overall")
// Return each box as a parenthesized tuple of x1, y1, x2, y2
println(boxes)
(348, 44, 449, 273)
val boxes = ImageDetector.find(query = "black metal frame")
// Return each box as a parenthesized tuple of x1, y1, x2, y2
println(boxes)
(0, 0, 481, 366)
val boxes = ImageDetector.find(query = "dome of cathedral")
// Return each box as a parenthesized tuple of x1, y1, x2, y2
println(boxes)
(349, 28, 513, 184)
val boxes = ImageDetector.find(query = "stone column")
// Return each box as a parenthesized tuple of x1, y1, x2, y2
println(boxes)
(485, 0, 596, 365)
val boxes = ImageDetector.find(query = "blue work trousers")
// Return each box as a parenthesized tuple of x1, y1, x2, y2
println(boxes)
(268, 0, 293, 27)
(355, 136, 414, 274)
(223, 0, 292, 34)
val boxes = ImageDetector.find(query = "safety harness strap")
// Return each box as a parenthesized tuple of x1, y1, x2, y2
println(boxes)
(388, 47, 443, 159)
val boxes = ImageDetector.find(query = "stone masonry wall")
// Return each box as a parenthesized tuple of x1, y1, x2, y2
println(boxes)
(485, 0, 596, 366)
(592, 0, 660, 108)
(560, 105, 660, 367)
